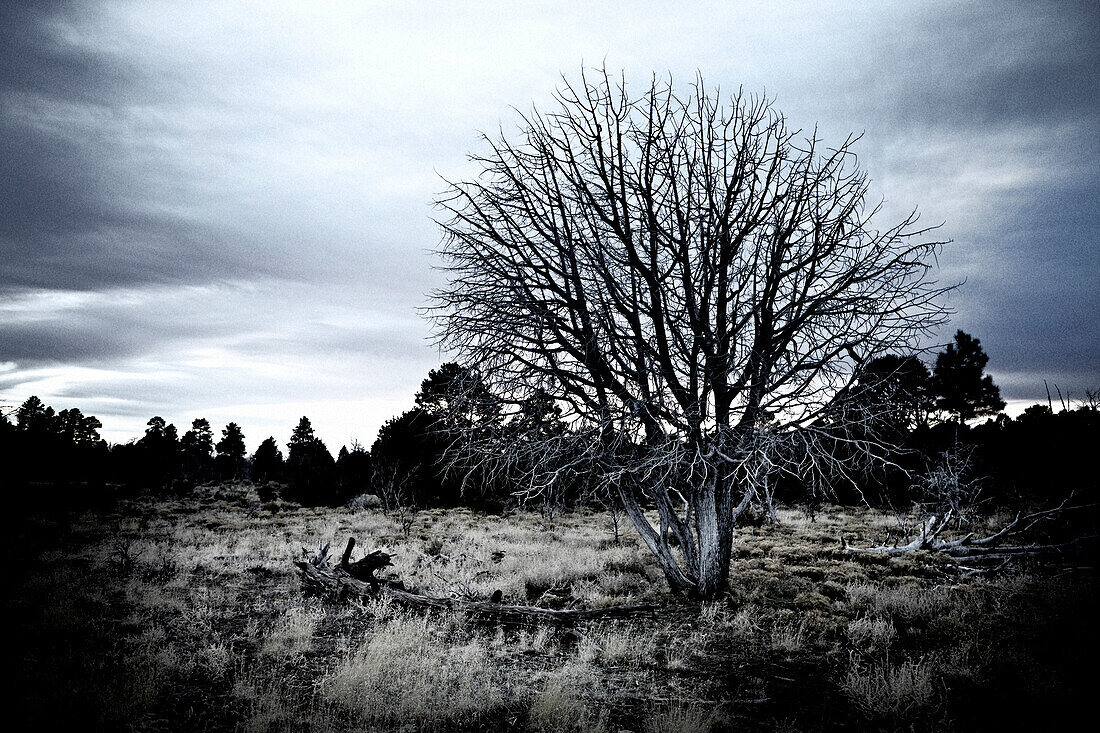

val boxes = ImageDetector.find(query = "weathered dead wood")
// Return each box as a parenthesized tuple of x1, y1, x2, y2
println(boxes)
(293, 559, 658, 624)
(844, 499, 1098, 570)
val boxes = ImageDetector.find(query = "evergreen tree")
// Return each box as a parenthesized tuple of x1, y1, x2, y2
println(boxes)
(370, 364, 508, 509)
(215, 422, 247, 480)
(57, 408, 103, 445)
(335, 441, 372, 504)
(16, 396, 57, 434)
(931, 331, 1006, 422)
(251, 436, 285, 485)
(136, 416, 181, 489)
(850, 355, 934, 433)
(285, 416, 336, 505)
(181, 418, 214, 481)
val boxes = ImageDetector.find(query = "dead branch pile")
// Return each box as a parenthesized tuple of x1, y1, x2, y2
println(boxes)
(293, 538, 658, 624)
(844, 499, 1098, 573)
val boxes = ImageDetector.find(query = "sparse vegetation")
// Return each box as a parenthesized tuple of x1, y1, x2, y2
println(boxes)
(9, 484, 1096, 731)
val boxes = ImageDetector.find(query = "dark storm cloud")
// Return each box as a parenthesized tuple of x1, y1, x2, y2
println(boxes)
(891, 1, 1099, 130)
(837, 0, 1100, 397)
(1, 4, 233, 293)
(0, 1, 342, 295)
(1, 2, 151, 105)
(948, 167, 1100, 399)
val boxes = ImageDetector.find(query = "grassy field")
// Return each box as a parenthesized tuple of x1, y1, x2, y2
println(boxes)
(9, 483, 1097, 732)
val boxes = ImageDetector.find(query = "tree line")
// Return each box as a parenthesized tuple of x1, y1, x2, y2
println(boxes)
(2, 328, 1095, 513)
(0, 399, 367, 507)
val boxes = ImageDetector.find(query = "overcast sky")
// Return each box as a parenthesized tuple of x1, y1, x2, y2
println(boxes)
(2, 0, 1097, 450)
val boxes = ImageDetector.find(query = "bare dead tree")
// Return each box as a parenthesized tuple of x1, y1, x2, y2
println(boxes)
(913, 443, 985, 528)
(431, 67, 949, 598)
(371, 457, 418, 537)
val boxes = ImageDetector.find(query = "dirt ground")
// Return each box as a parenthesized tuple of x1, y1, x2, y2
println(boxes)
(8, 484, 1097, 732)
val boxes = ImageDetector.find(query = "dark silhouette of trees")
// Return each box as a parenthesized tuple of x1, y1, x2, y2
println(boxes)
(970, 400, 1099, 501)
(370, 363, 509, 509)
(215, 422, 247, 480)
(57, 408, 103, 445)
(285, 416, 337, 505)
(931, 330, 1005, 422)
(851, 355, 934, 435)
(132, 416, 181, 489)
(370, 406, 449, 509)
(16, 396, 58, 434)
(336, 441, 372, 504)
(1, 396, 108, 494)
(181, 418, 214, 482)
(251, 436, 285, 486)
(432, 69, 949, 597)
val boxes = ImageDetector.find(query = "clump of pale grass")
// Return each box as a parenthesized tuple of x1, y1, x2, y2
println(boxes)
(515, 625, 552, 654)
(729, 605, 760, 638)
(848, 617, 897, 655)
(528, 660, 607, 733)
(575, 622, 657, 665)
(664, 627, 710, 669)
(324, 611, 503, 729)
(844, 656, 936, 719)
(769, 619, 805, 653)
(234, 670, 300, 733)
(260, 606, 323, 660)
(845, 582, 954, 623)
(644, 702, 719, 733)
(195, 639, 234, 678)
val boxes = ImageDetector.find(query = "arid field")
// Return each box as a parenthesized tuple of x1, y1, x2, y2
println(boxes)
(10, 484, 1096, 732)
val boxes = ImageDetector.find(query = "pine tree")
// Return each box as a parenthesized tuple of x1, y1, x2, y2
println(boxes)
(181, 418, 214, 481)
(215, 422, 247, 480)
(251, 436, 285, 485)
(285, 417, 335, 505)
(932, 330, 1006, 422)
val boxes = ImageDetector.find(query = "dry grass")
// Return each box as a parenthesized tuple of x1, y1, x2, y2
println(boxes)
(260, 605, 324, 661)
(847, 616, 897, 656)
(324, 611, 505, 730)
(844, 656, 937, 719)
(529, 660, 608, 732)
(10, 485, 1097, 732)
(644, 703, 720, 733)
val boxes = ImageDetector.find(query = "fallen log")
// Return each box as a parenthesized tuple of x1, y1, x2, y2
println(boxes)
(844, 498, 1098, 571)
(293, 557, 658, 624)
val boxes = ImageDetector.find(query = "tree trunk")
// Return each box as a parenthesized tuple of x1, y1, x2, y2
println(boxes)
(617, 483, 697, 595)
(617, 472, 747, 600)
(694, 474, 736, 599)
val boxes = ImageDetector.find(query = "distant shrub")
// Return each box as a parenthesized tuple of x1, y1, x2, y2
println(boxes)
(644, 703, 719, 733)
(529, 661, 606, 732)
(346, 493, 383, 511)
(256, 481, 284, 503)
(848, 617, 897, 655)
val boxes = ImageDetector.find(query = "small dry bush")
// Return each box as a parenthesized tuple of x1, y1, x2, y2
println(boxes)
(846, 582, 954, 624)
(581, 622, 656, 665)
(260, 606, 323, 661)
(769, 618, 806, 653)
(844, 656, 936, 720)
(324, 611, 503, 730)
